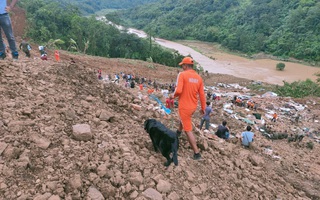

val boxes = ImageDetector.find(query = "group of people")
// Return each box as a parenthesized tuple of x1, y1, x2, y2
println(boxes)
(18, 41, 49, 61)
(5, 38, 60, 61)
(232, 95, 257, 110)
(199, 101, 254, 148)
(0, 1, 61, 61)
(98, 69, 178, 101)
(216, 121, 254, 148)
(99, 56, 255, 160)
(206, 91, 221, 101)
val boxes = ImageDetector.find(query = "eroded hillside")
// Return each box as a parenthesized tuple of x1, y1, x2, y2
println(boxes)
(0, 55, 319, 200)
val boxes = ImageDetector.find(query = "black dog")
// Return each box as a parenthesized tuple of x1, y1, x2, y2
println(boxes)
(144, 119, 179, 166)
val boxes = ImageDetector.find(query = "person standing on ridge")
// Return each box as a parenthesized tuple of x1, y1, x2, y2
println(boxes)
(199, 101, 213, 131)
(39, 45, 46, 55)
(173, 56, 206, 160)
(54, 50, 60, 62)
(0, 0, 19, 60)
(19, 40, 31, 58)
(39, 45, 47, 60)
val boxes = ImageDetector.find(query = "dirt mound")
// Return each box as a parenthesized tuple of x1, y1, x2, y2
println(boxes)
(11, 6, 27, 41)
(0, 54, 319, 200)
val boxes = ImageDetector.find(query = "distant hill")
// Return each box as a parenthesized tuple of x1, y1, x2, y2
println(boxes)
(18, 0, 183, 67)
(55, 0, 158, 15)
(113, 0, 320, 63)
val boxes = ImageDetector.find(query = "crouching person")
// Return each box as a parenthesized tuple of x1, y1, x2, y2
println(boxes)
(241, 126, 254, 148)
(216, 120, 230, 139)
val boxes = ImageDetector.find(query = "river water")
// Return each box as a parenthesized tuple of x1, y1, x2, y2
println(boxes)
(99, 17, 320, 85)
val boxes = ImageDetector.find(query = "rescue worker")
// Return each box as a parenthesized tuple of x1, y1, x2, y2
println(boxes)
(54, 50, 60, 62)
(235, 96, 244, 107)
(247, 100, 255, 110)
(173, 57, 206, 160)
(271, 113, 277, 122)
(147, 87, 154, 94)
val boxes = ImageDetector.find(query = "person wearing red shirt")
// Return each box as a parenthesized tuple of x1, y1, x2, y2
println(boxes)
(165, 96, 174, 110)
(173, 57, 206, 160)
(147, 88, 154, 94)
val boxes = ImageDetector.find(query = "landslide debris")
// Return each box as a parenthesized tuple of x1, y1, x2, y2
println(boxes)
(0, 57, 319, 200)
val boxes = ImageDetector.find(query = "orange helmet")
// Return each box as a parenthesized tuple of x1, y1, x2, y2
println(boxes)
(179, 57, 194, 66)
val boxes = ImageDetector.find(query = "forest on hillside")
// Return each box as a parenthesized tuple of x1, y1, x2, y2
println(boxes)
(109, 0, 320, 64)
(18, 0, 183, 67)
(16, 0, 320, 97)
(54, 0, 157, 15)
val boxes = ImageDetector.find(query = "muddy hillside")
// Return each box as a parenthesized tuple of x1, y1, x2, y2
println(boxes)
(0, 54, 319, 200)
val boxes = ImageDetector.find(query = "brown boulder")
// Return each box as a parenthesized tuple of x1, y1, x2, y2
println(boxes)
(72, 124, 93, 141)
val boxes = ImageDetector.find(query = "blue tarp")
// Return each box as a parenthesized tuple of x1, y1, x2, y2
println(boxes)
(149, 94, 171, 115)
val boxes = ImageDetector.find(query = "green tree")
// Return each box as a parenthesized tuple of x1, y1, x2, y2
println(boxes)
(276, 63, 286, 71)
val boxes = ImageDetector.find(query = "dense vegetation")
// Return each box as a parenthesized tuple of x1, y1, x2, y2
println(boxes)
(275, 79, 320, 98)
(19, 0, 184, 67)
(54, 0, 157, 15)
(113, 0, 320, 64)
(18, 0, 320, 97)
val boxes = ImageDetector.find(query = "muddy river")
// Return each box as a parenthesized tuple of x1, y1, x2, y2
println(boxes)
(94, 16, 320, 85)
(127, 28, 320, 85)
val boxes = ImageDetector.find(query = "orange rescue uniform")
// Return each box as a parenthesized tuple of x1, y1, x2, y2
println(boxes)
(174, 69, 206, 131)
(273, 113, 278, 119)
(54, 50, 60, 62)
(147, 88, 154, 94)
(247, 101, 254, 108)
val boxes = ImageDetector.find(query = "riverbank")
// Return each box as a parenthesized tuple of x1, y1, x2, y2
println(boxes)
(94, 18, 319, 85)
(176, 40, 320, 85)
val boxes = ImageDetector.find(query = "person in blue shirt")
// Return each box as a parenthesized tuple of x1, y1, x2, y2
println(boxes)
(199, 101, 212, 131)
(241, 126, 254, 147)
(0, 0, 19, 60)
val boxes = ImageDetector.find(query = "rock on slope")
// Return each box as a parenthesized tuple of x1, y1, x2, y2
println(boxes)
(0, 57, 319, 200)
